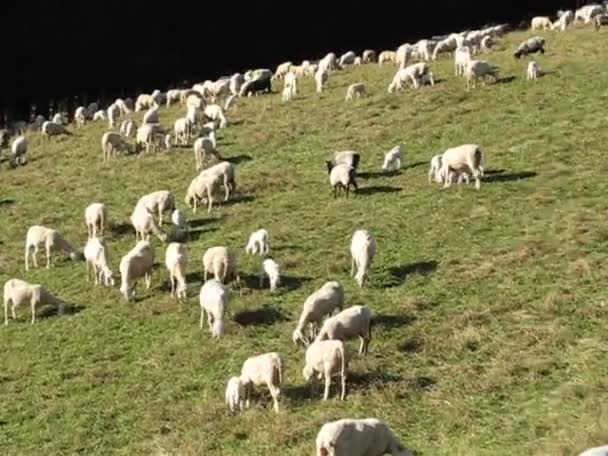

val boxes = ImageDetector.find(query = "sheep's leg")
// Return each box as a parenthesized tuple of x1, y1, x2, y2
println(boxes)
(45, 243, 52, 269)
(170, 275, 175, 297)
(30, 298, 36, 324)
(199, 309, 205, 329)
(340, 372, 346, 401)
(4, 299, 9, 325)
(207, 192, 213, 214)
(358, 335, 365, 355)
(268, 384, 280, 413)
(323, 371, 331, 401)
(207, 312, 213, 331)
(11, 303, 17, 321)
(25, 245, 30, 271)
(351, 258, 356, 278)
(145, 273, 151, 290)
(224, 176, 230, 201)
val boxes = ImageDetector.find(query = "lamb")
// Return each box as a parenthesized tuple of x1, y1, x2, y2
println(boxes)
(85, 202, 108, 238)
(303, 340, 350, 401)
(315, 67, 328, 94)
(25, 225, 80, 271)
(84, 237, 114, 287)
(204, 104, 228, 129)
(378, 50, 397, 66)
(225, 376, 246, 413)
(292, 281, 344, 345)
(41, 121, 72, 140)
(362, 49, 376, 63)
(203, 246, 240, 284)
(135, 190, 175, 225)
(345, 83, 367, 101)
(454, 45, 472, 76)
(170, 209, 189, 242)
(438, 144, 485, 190)
(120, 119, 137, 138)
(578, 445, 608, 456)
(199, 279, 230, 337)
(315, 418, 413, 456)
(595, 14, 608, 30)
(4, 279, 64, 325)
(173, 117, 191, 145)
(259, 259, 281, 292)
(328, 163, 358, 198)
(338, 51, 356, 68)
(165, 242, 187, 299)
(74, 106, 86, 128)
(465, 60, 500, 91)
(143, 105, 160, 125)
(246, 229, 270, 255)
(531, 16, 552, 31)
(428, 154, 443, 183)
(101, 132, 130, 161)
(239, 352, 284, 413)
(119, 240, 155, 302)
(514, 37, 545, 59)
(9, 136, 27, 167)
(130, 204, 168, 242)
(527, 60, 541, 81)
(382, 145, 402, 172)
(107, 104, 121, 128)
(350, 230, 376, 288)
(184, 172, 221, 214)
(315, 305, 374, 355)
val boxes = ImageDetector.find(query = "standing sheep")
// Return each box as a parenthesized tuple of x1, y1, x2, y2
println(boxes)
(101, 132, 130, 161)
(315, 305, 374, 355)
(170, 209, 189, 242)
(259, 259, 281, 292)
(165, 242, 188, 299)
(465, 60, 500, 91)
(350, 230, 376, 288)
(130, 205, 168, 243)
(382, 145, 403, 172)
(531, 16, 552, 31)
(9, 136, 27, 167)
(119, 240, 155, 302)
(203, 246, 240, 284)
(345, 83, 367, 101)
(135, 191, 175, 226)
(439, 144, 485, 190)
(303, 339, 350, 401)
(292, 281, 344, 345)
(225, 377, 246, 413)
(85, 202, 108, 239)
(246, 229, 270, 255)
(199, 279, 230, 337)
(240, 352, 284, 413)
(4, 279, 64, 325)
(315, 68, 329, 94)
(327, 163, 358, 198)
(84, 237, 115, 287)
(527, 60, 541, 81)
(25, 225, 81, 271)
(41, 121, 72, 140)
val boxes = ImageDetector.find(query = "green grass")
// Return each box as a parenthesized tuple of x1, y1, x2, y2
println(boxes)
(3, 26, 608, 456)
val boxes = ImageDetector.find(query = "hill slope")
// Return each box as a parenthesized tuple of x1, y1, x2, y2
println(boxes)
(2, 28, 608, 456)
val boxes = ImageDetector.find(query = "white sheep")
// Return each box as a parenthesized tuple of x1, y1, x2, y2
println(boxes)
(41, 121, 72, 140)
(224, 94, 237, 111)
(282, 86, 295, 102)
(165, 89, 183, 107)
(578, 445, 608, 456)
(388, 62, 431, 92)
(143, 105, 160, 124)
(439, 144, 485, 190)
(417, 39, 434, 62)
(328, 163, 358, 198)
(514, 37, 545, 59)
(303, 339, 350, 401)
(240, 352, 284, 413)
(51, 113, 65, 125)
(354, 56, 362, 65)
(184, 173, 221, 214)
(135, 191, 175, 226)
(107, 104, 121, 128)
(93, 110, 106, 122)
(362, 50, 377, 63)
(199, 279, 230, 337)
(135, 94, 154, 112)
(553, 10, 574, 31)
(120, 119, 137, 138)
(230, 73, 244, 96)
(432, 36, 458, 60)
(101, 132, 130, 161)
(25, 225, 80, 271)
(315, 418, 413, 456)
(259, 259, 281, 292)
(382, 145, 402, 172)
(173, 117, 191, 145)
(114, 98, 131, 115)
(378, 50, 396, 66)
(454, 45, 472, 76)
(204, 104, 228, 129)
(292, 281, 344, 345)
(4, 279, 64, 325)
(315, 305, 374, 355)
(338, 51, 356, 67)
(203, 246, 240, 283)
(165, 242, 187, 299)
(465, 60, 500, 91)
(85, 202, 108, 238)
(130, 205, 168, 242)
(428, 154, 443, 183)
(480, 35, 494, 51)
(225, 376, 246, 413)
(246, 229, 270, 255)
(274, 61, 293, 80)
(197, 161, 237, 201)
(315, 68, 328, 93)
(345, 83, 367, 101)
(396, 43, 413, 68)
(119, 240, 155, 302)
(351, 230, 376, 287)
(84, 237, 114, 287)
(531, 16, 552, 31)
(74, 106, 86, 128)
(527, 60, 541, 81)
(170, 209, 189, 242)
(135, 123, 165, 154)
(9, 136, 27, 167)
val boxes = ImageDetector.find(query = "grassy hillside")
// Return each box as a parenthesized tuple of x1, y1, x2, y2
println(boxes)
(2, 27, 608, 456)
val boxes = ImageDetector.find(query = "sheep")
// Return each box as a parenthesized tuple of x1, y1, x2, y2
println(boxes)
(292, 281, 344, 345)
(465, 60, 500, 91)
(303, 340, 350, 401)
(193, 136, 220, 170)
(202, 246, 240, 284)
(74, 106, 86, 128)
(304, 63, 318, 78)
(345, 83, 367, 101)
(206, 79, 231, 101)
(186, 92, 204, 110)
(166, 89, 183, 107)
(480, 35, 494, 51)
(9, 136, 27, 167)
(246, 229, 270, 255)
(143, 105, 160, 125)
(120, 119, 137, 138)
(315, 67, 329, 94)
(432, 36, 458, 60)
(84, 237, 114, 287)
(225, 376, 246, 413)
(85, 202, 108, 238)
(165, 242, 187, 299)
(4, 279, 64, 325)
(135, 94, 155, 112)
(41, 121, 72, 140)
(239, 73, 273, 97)
(274, 61, 293, 80)
(531, 16, 552, 31)
(578, 446, 608, 456)
(328, 163, 358, 198)
(130, 204, 168, 243)
(527, 60, 541, 81)
(284, 71, 298, 96)
(595, 14, 608, 30)
(135, 191, 175, 226)
(239, 352, 284, 413)
(85, 102, 99, 119)
(428, 154, 443, 183)
(514, 37, 545, 59)
(338, 51, 356, 68)
(315, 418, 413, 456)
(315, 305, 373, 355)
(395, 43, 413, 68)
(204, 104, 228, 129)
(197, 161, 237, 201)
(119, 240, 155, 302)
(350, 230, 376, 288)
(93, 110, 106, 122)
(25, 225, 80, 271)
(576, 4, 605, 24)
(282, 86, 295, 102)
(328, 151, 361, 171)
(416, 39, 434, 62)
(382, 145, 402, 172)
(170, 209, 189, 242)
(199, 278, 230, 337)
(135, 123, 165, 154)
(388, 62, 431, 92)
(101, 132, 130, 161)
(362, 49, 376, 63)
(553, 10, 574, 30)
(185, 173, 221, 214)
(107, 104, 121, 128)
(259, 259, 281, 292)
(438, 144, 485, 190)
(454, 45, 471, 76)
(114, 98, 131, 115)
(173, 117, 191, 145)
(319, 52, 337, 72)
(224, 94, 237, 111)
(230, 73, 245, 96)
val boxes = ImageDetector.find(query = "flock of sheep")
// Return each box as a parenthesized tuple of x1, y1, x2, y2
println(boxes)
(3, 3, 608, 455)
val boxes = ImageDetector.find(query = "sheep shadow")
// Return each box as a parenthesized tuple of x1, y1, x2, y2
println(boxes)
(188, 217, 220, 229)
(283, 384, 314, 404)
(226, 154, 253, 165)
(37, 303, 85, 320)
(496, 76, 517, 85)
(357, 186, 401, 196)
(0, 198, 16, 206)
(407, 375, 437, 391)
(406, 160, 427, 170)
(187, 226, 217, 242)
(374, 313, 417, 330)
(385, 260, 438, 288)
(348, 371, 402, 390)
(281, 275, 313, 292)
(482, 170, 537, 183)
(111, 223, 134, 236)
(399, 338, 423, 354)
(358, 171, 389, 180)
(233, 305, 288, 327)
(218, 195, 255, 207)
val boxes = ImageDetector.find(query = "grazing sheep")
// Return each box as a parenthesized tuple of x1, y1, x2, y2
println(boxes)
(578, 445, 608, 456)
(107, 104, 121, 128)
(514, 37, 545, 59)
(143, 105, 160, 124)
(354, 56, 362, 65)
(166, 89, 183, 107)
(225, 376, 246, 413)
(388, 62, 431, 92)
(315, 305, 374, 355)
(315, 68, 329, 93)
(417, 39, 434, 62)
(101, 132, 130, 161)
(382, 145, 402, 172)
(185, 172, 221, 214)
(303, 340, 350, 401)
(135, 94, 155, 112)
(531, 16, 552, 30)
(274, 61, 293, 80)
(315, 418, 413, 456)
(527, 60, 541, 80)
(198, 161, 237, 201)
(576, 4, 605, 24)
(350, 230, 376, 288)
(428, 154, 443, 183)
(203, 246, 240, 284)
(432, 36, 458, 60)
(328, 163, 358, 198)
(173, 117, 191, 145)
(199, 279, 230, 337)
(246, 229, 270, 255)
(120, 119, 137, 138)
(135, 191, 175, 226)
(439, 144, 485, 190)
(553, 10, 574, 31)
(465, 60, 500, 91)
(9, 136, 27, 167)
(84, 237, 114, 287)
(186, 92, 204, 110)
(378, 50, 397, 66)
(480, 35, 494, 51)
(193, 136, 219, 170)
(362, 50, 376, 63)
(345, 83, 367, 101)
(119, 240, 155, 302)
(4, 279, 64, 325)
(93, 110, 106, 122)
(170, 209, 189, 242)
(338, 51, 356, 68)
(41, 121, 72, 140)
(25, 226, 80, 271)
(224, 94, 237, 111)
(239, 74, 273, 97)
(259, 258, 281, 292)
(396, 43, 413, 68)
(595, 14, 608, 30)
(165, 242, 187, 299)
(74, 106, 86, 128)
(135, 123, 166, 154)
(130, 205, 168, 242)
(455, 45, 472, 76)
(114, 98, 131, 115)
(230, 73, 245, 96)
(85, 202, 108, 238)
(240, 352, 284, 413)
(203, 104, 228, 129)
(292, 281, 344, 345)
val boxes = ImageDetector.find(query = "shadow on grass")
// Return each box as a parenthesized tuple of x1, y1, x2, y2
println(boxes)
(226, 154, 253, 165)
(374, 313, 417, 329)
(406, 160, 427, 170)
(233, 305, 288, 327)
(38, 303, 85, 320)
(111, 223, 134, 236)
(357, 186, 401, 196)
(496, 76, 516, 84)
(218, 195, 255, 207)
(0, 198, 16, 206)
(281, 275, 313, 292)
(407, 375, 437, 391)
(358, 171, 389, 179)
(349, 371, 402, 389)
(399, 338, 423, 353)
(385, 260, 439, 288)
(187, 226, 217, 242)
(483, 170, 537, 183)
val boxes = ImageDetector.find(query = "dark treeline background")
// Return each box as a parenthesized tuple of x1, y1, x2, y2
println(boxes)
(0, 0, 587, 124)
